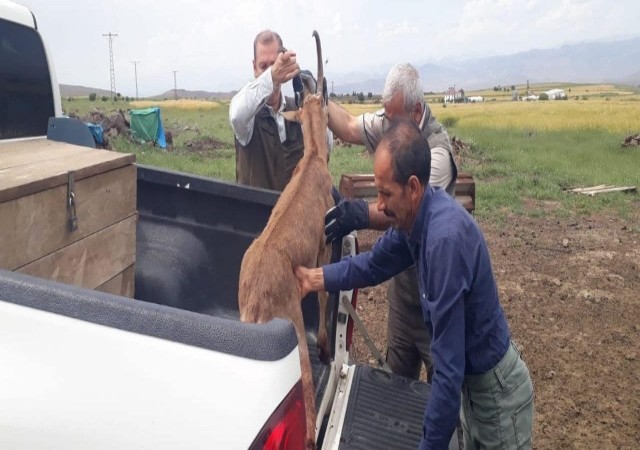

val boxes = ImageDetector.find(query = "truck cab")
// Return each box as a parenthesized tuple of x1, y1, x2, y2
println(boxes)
(0, 0, 61, 140)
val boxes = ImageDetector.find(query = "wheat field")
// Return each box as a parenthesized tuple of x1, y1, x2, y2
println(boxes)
(129, 99, 221, 110)
(342, 89, 640, 134)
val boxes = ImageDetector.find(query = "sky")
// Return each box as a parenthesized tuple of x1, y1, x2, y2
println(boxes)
(18, 0, 640, 97)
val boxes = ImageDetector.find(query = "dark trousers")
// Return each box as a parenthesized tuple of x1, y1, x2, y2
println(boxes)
(386, 265, 433, 381)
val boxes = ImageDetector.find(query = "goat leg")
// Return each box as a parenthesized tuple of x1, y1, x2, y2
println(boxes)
(291, 298, 318, 450)
(316, 242, 332, 364)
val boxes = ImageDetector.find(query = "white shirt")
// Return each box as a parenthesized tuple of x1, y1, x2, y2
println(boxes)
(229, 67, 333, 150)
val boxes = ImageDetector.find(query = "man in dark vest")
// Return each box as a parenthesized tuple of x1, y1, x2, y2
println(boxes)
(325, 63, 458, 381)
(230, 29, 331, 192)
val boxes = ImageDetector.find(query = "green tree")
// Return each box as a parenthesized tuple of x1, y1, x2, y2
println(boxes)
(89, 93, 97, 101)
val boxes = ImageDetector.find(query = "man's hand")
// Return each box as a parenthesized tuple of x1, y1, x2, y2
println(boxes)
(271, 51, 299, 86)
(325, 198, 370, 244)
(295, 266, 324, 298)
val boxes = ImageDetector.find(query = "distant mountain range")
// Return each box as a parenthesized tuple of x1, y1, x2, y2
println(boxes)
(332, 37, 640, 94)
(59, 85, 236, 100)
(60, 85, 112, 97)
(61, 36, 640, 98)
(148, 89, 236, 100)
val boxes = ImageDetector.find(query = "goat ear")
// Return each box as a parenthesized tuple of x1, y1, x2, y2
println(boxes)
(281, 110, 302, 123)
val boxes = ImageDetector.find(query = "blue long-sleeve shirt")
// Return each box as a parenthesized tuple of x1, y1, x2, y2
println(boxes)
(323, 186, 511, 449)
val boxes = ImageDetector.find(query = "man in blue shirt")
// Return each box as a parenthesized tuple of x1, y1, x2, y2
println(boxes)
(295, 120, 534, 449)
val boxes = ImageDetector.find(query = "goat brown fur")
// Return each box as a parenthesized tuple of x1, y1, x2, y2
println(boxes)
(238, 31, 333, 450)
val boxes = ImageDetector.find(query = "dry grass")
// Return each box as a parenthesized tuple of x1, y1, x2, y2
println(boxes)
(436, 99, 640, 134)
(129, 99, 221, 110)
(340, 86, 640, 134)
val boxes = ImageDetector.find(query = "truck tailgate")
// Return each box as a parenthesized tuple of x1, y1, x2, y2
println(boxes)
(323, 364, 458, 450)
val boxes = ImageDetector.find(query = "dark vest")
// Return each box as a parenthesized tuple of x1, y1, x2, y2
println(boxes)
(235, 97, 304, 192)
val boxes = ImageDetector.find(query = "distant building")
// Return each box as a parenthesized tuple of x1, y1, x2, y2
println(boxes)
(467, 96, 484, 103)
(523, 95, 539, 101)
(544, 88, 566, 100)
(444, 86, 465, 103)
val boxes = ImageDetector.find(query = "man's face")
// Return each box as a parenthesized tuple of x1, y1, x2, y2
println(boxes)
(374, 147, 415, 231)
(253, 40, 280, 78)
(383, 92, 423, 125)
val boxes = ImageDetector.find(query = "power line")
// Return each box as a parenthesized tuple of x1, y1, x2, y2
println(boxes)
(131, 61, 140, 100)
(102, 33, 118, 100)
(173, 70, 178, 100)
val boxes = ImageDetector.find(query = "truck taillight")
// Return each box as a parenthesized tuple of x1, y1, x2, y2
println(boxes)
(345, 237, 360, 351)
(249, 380, 306, 450)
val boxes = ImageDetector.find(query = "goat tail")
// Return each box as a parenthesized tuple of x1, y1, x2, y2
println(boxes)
(312, 30, 323, 95)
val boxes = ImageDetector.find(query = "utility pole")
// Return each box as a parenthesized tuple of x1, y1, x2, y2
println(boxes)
(526, 80, 530, 96)
(102, 32, 118, 100)
(331, 81, 334, 96)
(130, 61, 140, 100)
(173, 70, 178, 100)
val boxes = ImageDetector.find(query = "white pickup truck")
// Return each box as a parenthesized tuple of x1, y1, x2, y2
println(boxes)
(0, 2, 458, 448)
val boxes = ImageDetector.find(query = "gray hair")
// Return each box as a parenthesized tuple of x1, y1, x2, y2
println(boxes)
(382, 63, 424, 113)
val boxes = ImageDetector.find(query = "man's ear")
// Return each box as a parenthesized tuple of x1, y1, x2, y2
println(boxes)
(408, 175, 421, 198)
(412, 102, 423, 125)
(281, 110, 302, 123)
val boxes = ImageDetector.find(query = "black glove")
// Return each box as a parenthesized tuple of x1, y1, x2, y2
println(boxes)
(298, 70, 328, 105)
(299, 70, 317, 93)
(294, 70, 316, 107)
(325, 195, 370, 244)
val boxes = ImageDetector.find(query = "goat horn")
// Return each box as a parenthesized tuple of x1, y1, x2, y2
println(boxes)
(312, 30, 323, 95)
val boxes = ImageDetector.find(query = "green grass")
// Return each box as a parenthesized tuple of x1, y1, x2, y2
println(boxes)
(452, 125, 640, 219)
(62, 97, 640, 223)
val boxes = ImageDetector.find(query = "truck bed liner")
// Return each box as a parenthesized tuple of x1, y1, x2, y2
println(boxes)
(338, 365, 458, 449)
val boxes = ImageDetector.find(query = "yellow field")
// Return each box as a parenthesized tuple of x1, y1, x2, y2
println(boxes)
(341, 93, 640, 134)
(129, 99, 221, 110)
(436, 98, 640, 133)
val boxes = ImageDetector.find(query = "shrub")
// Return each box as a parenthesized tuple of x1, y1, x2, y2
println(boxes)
(101, 96, 108, 102)
(89, 93, 97, 101)
(539, 93, 549, 101)
(441, 116, 458, 128)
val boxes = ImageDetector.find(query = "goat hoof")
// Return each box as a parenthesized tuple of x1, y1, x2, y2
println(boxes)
(318, 346, 331, 365)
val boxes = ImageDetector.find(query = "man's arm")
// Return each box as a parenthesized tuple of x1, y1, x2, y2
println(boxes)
(419, 237, 471, 450)
(322, 227, 413, 292)
(297, 227, 413, 296)
(327, 100, 363, 145)
(229, 51, 299, 145)
(229, 68, 275, 146)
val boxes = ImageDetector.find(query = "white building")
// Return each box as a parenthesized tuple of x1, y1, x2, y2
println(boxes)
(444, 87, 465, 103)
(467, 96, 484, 103)
(544, 88, 566, 100)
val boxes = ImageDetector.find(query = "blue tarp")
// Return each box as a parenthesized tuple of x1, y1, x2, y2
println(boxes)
(86, 122, 104, 145)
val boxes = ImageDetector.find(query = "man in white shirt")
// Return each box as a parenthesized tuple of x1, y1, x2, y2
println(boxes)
(230, 29, 331, 192)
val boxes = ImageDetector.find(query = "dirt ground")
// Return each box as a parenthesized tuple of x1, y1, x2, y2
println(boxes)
(349, 209, 640, 449)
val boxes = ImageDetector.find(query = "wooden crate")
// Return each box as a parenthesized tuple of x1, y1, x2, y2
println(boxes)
(0, 139, 137, 297)
(338, 172, 476, 214)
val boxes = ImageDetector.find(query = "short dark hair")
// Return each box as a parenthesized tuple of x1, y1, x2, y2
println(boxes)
(253, 30, 284, 60)
(380, 119, 431, 186)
